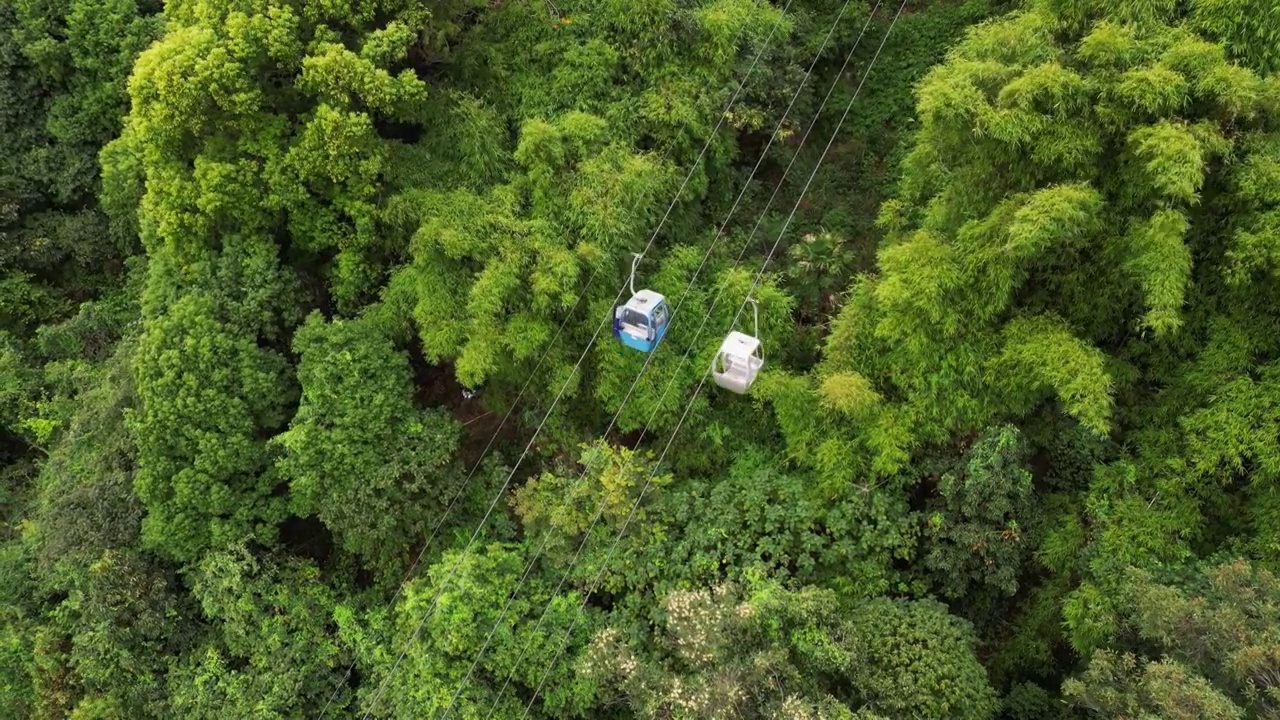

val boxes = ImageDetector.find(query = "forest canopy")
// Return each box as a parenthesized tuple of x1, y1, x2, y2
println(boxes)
(3, 0, 1280, 718)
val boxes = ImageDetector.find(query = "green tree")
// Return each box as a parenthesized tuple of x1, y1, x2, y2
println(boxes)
(166, 545, 341, 718)
(1065, 558, 1280, 718)
(355, 542, 596, 719)
(920, 425, 1036, 607)
(626, 449, 915, 601)
(59, 550, 191, 717)
(275, 312, 465, 578)
(128, 292, 292, 561)
(770, 0, 1280, 471)
(510, 444, 914, 613)
(101, 0, 488, 564)
(511, 441, 675, 597)
(103, 0, 444, 308)
(0, 0, 159, 333)
(6, 323, 198, 719)
(761, 0, 1280, 689)
(29, 336, 140, 578)
(847, 596, 1000, 719)
(0, 549, 36, 719)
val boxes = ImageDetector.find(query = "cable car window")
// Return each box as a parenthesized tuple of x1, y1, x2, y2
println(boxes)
(621, 309, 649, 328)
(652, 303, 667, 326)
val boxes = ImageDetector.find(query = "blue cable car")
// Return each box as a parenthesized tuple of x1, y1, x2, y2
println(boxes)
(613, 253, 671, 353)
(614, 288, 670, 352)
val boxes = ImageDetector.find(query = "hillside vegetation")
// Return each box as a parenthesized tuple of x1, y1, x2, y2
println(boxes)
(3, 0, 1279, 718)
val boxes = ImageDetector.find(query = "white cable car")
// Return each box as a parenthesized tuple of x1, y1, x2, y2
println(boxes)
(711, 297, 764, 394)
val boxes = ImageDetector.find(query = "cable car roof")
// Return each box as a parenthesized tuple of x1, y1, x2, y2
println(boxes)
(717, 330, 760, 356)
(623, 288, 665, 313)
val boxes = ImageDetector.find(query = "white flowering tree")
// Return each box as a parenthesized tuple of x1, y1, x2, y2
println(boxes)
(582, 581, 997, 719)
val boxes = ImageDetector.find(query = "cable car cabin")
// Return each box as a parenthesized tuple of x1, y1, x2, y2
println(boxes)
(613, 289, 670, 353)
(711, 331, 764, 394)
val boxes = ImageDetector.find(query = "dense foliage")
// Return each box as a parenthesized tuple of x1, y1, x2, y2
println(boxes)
(3, 0, 1279, 717)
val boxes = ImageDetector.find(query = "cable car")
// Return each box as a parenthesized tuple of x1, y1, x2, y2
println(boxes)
(614, 289, 671, 353)
(711, 297, 764, 394)
(613, 255, 670, 353)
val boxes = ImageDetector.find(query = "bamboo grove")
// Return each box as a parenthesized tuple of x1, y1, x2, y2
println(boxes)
(2, 0, 1279, 717)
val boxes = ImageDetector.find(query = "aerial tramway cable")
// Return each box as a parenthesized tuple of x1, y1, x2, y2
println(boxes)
(348, 2, 790, 716)
(476, 0, 889, 711)
(315, 231, 591, 720)
(317, 1, 764, 716)
(512, 2, 911, 716)
(439, 0, 873, 713)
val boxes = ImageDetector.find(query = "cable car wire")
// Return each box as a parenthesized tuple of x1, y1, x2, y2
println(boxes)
(321, 1, 770, 712)
(438, 0, 870, 712)
(351, 3, 787, 716)
(515, 2, 910, 715)
(315, 279, 591, 720)
(479, 0, 883, 709)
(316, 3, 705, 710)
